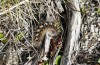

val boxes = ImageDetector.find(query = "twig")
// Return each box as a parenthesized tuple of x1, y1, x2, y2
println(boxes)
(0, 0, 29, 16)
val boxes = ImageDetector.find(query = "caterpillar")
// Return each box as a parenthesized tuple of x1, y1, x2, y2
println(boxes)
(33, 22, 59, 48)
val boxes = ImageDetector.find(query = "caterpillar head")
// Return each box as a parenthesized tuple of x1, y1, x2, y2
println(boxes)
(33, 22, 61, 48)
(45, 28, 57, 39)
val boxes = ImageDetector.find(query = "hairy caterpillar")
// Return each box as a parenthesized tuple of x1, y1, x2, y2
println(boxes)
(33, 22, 58, 48)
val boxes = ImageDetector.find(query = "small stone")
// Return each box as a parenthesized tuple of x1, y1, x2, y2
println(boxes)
(94, 27, 98, 33)
(91, 25, 94, 33)
(98, 37, 100, 41)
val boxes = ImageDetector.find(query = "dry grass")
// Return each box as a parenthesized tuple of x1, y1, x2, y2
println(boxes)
(0, 0, 63, 65)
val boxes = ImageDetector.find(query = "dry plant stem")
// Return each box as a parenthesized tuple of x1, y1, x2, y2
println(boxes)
(41, 37, 51, 60)
(61, 0, 82, 65)
(0, 0, 29, 15)
(67, 0, 82, 65)
(42, 32, 53, 61)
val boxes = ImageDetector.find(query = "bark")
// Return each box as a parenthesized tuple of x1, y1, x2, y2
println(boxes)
(61, 0, 100, 65)
(61, 0, 82, 65)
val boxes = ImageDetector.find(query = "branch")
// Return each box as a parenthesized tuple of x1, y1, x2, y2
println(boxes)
(61, 0, 82, 65)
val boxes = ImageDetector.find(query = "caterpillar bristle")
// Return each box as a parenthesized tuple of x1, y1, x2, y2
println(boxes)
(49, 22, 53, 25)
(35, 37, 38, 41)
(39, 25, 44, 28)
(37, 29, 41, 32)
(44, 22, 48, 26)
(35, 33, 39, 36)
(34, 22, 60, 44)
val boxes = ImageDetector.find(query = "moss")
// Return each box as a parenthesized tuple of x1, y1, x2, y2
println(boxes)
(0, 33, 4, 39)
(0, 38, 8, 44)
(0, 33, 8, 44)
(16, 32, 24, 41)
(97, 8, 100, 14)
(81, 6, 86, 13)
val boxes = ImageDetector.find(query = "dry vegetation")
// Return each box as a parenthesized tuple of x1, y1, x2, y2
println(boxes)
(0, 0, 100, 65)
